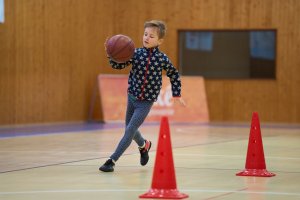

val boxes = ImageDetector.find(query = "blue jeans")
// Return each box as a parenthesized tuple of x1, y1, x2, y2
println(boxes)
(110, 94, 153, 162)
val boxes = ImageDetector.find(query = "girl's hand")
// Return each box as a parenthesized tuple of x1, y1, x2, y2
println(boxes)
(172, 97, 186, 107)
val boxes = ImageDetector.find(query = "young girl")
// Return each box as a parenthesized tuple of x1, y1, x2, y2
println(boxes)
(99, 20, 185, 172)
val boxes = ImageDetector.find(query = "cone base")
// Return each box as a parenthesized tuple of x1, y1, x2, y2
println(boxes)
(139, 188, 189, 199)
(236, 169, 276, 177)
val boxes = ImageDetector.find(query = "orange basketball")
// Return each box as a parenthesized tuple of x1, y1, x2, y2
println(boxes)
(105, 34, 135, 63)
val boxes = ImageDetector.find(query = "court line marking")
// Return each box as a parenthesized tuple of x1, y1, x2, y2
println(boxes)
(172, 154, 300, 160)
(0, 150, 112, 154)
(1, 150, 299, 160)
(0, 134, 297, 173)
(203, 187, 248, 200)
(1, 121, 299, 139)
(1, 146, 299, 173)
(0, 189, 299, 196)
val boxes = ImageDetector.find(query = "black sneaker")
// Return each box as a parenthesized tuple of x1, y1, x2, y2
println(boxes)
(99, 159, 115, 172)
(139, 140, 152, 166)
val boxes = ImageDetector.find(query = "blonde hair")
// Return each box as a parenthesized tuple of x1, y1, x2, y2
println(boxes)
(144, 20, 166, 39)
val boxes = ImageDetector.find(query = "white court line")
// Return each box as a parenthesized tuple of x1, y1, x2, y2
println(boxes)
(0, 189, 299, 196)
(0, 151, 299, 160)
(0, 150, 111, 154)
(173, 154, 300, 160)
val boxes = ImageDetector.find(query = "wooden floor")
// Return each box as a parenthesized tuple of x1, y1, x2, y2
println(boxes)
(0, 121, 299, 200)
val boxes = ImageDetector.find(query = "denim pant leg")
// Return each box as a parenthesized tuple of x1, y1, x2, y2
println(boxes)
(110, 97, 153, 162)
(125, 97, 147, 147)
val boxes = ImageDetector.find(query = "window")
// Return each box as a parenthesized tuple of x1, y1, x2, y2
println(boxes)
(0, 0, 4, 23)
(179, 30, 276, 79)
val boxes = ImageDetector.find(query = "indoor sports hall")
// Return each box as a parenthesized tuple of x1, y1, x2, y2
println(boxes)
(0, 1, 299, 200)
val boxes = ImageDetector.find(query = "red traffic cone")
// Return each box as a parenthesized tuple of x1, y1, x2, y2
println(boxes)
(236, 112, 275, 177)
(139, 116, 188, 199)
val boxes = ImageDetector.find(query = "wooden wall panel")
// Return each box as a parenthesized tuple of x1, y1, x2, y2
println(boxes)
(0, 0, 299, 125)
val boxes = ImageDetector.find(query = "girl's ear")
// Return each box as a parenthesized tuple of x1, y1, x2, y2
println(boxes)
(158, 38, 164, 45)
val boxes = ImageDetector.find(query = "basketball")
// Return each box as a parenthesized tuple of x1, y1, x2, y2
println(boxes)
(105, 34, 135, 63)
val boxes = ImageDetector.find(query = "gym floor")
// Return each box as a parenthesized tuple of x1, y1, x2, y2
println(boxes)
(0, 121, 299, 200)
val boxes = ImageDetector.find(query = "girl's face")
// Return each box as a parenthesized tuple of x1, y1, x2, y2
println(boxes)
(143, 27, 163, 48)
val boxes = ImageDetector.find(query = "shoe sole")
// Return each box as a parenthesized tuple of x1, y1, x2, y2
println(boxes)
(99, 167, 114, 172)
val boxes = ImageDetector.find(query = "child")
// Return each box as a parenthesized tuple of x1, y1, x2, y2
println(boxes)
(99, 20, 186, 172)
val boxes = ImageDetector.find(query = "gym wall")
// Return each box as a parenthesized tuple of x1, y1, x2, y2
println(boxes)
(0, 0, 299, 125)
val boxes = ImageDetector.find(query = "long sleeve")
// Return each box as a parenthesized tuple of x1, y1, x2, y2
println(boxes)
(162, 56, 181, 97)
(109, 59, 131, 70)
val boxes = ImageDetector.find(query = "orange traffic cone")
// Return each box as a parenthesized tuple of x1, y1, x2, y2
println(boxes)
(236, 112, 275, 177)
(139, 116, 189, 199)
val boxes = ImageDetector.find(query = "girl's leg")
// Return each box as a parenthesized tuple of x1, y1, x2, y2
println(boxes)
(125, 97, 145, 147)
(110, 99, 153, 162)
(125, 96, 135, 126)
(133, 130, 145, 147)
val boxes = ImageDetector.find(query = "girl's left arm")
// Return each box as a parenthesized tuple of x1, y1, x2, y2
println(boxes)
(163, 56, 182, 97)
(163, 56, 186, 106)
